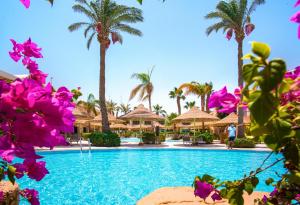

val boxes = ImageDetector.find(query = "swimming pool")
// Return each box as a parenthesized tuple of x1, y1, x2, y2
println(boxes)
(19, 149, 284, 205)
(120, 137, 182, 143)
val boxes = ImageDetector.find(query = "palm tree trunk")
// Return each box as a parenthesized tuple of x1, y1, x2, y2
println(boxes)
(177, 97, 181, 115)
(206, 93, 210, 113)
(237, 39, 244, 137)
(148, 95, 152, 112)
(200, 95, 205, 111)
(99, 43, 110, 132)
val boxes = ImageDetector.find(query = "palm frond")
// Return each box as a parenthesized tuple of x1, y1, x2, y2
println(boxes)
(68, 22, 90, 32)
(72, 4, 95, 20)
(248, 0, 265, 16)
(206, 21, 229, 35)
(114, 23, 142, 36)
(84, 24, 95, 38)
(87, 32, 96, 49)
(129, 84, 143, 100)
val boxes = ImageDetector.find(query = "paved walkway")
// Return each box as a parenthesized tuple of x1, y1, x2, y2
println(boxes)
(36, 140, 271, 152)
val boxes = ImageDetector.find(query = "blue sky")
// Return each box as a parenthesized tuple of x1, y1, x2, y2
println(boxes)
(1, 0, 299, 113)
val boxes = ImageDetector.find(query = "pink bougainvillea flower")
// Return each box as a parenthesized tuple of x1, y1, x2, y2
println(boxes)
(211, 192, 222, 201)
(226, 29, 233, 40)
(290, 11, 300, 39)
(20, 189, 40, 205)
(24, 160, 49, 181)
(9, 39, 24, 62)
(20, 0, 30, 8)
(0, 191, 4, 202)
(208, 86, 228, 108)
(245, 23, 255, 36)
(295, 0, 300, 7)
(194, 181, 213, 200)
(13, 163, 26, 179)
(22, 38, 43, 58)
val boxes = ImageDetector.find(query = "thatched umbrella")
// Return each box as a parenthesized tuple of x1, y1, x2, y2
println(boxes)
(213, 112, 250, 127)
(110, 123, 128, 130)
(173, 107, 219, 136)
(120, 104, 165, 133)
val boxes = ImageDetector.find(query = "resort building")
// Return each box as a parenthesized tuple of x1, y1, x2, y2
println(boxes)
(0, 70, 27, 82)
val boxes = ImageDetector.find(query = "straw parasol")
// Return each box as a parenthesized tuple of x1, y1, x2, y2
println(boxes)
(173, 107, 219, 134)
(110, 123, 128, 130)
(120, 104, 165, 132)
(213, 112, 250, 127)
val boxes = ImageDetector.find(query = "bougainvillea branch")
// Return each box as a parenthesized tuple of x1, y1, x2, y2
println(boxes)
(0, 38, 75, 204)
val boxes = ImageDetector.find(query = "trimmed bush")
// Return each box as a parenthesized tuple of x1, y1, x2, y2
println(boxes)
(226, 138, 255, 148)
(200, 132, 214, 144)
(142, 132, 156, 144)
(82, 132, 91, 140)
(89, 131, 120, 147)
(159, 133, 166, 142)
(123, 131, 133, 138)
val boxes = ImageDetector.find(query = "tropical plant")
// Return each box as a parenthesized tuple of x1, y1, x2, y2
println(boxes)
(184, 101, 196, 110)
(129, 68, 154, 111)
(169, 87, 186, 115)
(205, 0, 265, 136)
(106, 99, 118, 115)
(69, 0, 143, 132)
(165, 112, 178, 126)
(179, 82, 206, 111)
(119, 103, 131, 115)
(153, 104, 167, 116)
(77, 93, 98, 116)
(194, 42, 300, 205)
(204, 82, 213, 112)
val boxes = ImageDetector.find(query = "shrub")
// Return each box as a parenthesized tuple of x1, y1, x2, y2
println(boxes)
(200, 132, 214, 144)
(142, 132, 156, 144)
(82, 132, 91, 140)
(123, 131, 133, 138)
(89, 131, 120, 147)
(233, 138, 255, 148)
(159, 133, 166, 142)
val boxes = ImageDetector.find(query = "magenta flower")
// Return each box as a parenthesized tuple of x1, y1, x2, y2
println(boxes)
(24, 160, 49, 181)
(295, 194, 300, 201)
(22, 38, 43, 59)
(291, 11, 300, 39)
(295, 0, 300, 7)
(194, 181, 213, 200)
(226, 29, 233, 40)
(0, 191, 4, 202)
(20, 0, 30, 8)
(211, 191, 222, 201)
(262, 195, 268, 203)
(20, 189, 40, 205)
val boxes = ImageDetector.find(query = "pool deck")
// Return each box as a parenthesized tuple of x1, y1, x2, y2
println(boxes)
(36, 140, 271, 152)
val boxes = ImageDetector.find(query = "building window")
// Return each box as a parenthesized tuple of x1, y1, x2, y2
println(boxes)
(144, 121, 152, 125)
(133, 121, 140, 125)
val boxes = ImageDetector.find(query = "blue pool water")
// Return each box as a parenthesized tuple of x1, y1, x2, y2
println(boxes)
(121, 137, 182, 143)
(19, 149, 284, 205)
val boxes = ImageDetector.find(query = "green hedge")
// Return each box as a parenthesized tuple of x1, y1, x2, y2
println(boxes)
(159, 133, 166, 142)
(142, 132, 156, 144)
(82, 132, 92, 140)
(199, 132, 214, 144)
(89, 131, 120, 147)
(233, 138, 255, 148)
(225, 138, 255, 148)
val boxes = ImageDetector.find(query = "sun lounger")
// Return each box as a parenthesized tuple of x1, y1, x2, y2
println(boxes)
(183, 136, 191, 145)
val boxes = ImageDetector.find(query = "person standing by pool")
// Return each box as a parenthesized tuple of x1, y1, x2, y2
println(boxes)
(227, 124, 236, 149)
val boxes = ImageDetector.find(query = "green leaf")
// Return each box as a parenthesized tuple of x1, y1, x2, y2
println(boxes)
(251, 42, 271, 59)
(137, 0, 143, 4)
(249, 93, 276, 125)
(202, 174, 214, 183)
(251, 177, 259, 187)
(227, 189, 244, 205)
(242, 64, 258, 83)
(244, 180, 253, 195)
(7, 165, 16, 184)
(265, 178, 274, 185)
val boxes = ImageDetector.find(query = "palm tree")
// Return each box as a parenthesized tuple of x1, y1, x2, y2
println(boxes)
(129, 68, 154, 111)
(119, 103, 131, 115)
(205, 0, 265, 136)
(165, 112, 178, 126)
(106, 100, 117, 115)
(184, 101, 196, 110)
(77, 93, 98, 117)
(179, 82, 206, 111)
(169, 87, 186, 115)
(69, 0, 143, 132)
(204, 82, 213, 113)
(153, 104, 167, 116)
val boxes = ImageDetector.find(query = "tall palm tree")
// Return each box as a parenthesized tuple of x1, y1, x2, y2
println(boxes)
(153, 104, 167, 116)
(129, 68, 154, 111)
(184, 101, 196, 110)
(77, 93, 98, 117)
(204, 82, 213, 113)
(69, 0, 143, 132)
(205, 0, 265, 136)
(169, 87, 186, 115)
(179, 82, 206, 111)
(106, 100, 117, 115)
(119, 103, 131, 115)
